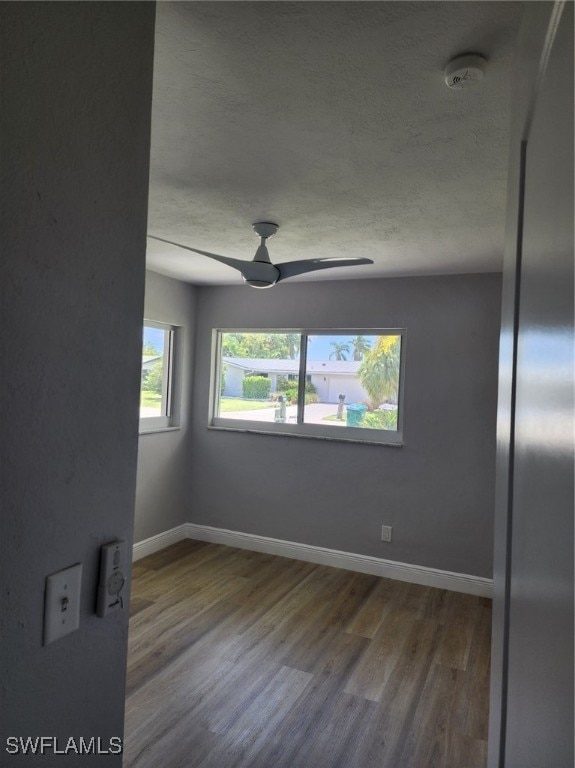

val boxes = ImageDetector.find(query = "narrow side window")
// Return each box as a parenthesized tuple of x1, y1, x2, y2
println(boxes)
(140, 321, 175, 431)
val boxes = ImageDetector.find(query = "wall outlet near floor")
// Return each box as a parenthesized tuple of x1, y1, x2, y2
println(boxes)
(381, 525, 393, 543)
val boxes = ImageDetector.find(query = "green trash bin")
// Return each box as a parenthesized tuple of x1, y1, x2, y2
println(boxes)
(346, 403, 367, 426)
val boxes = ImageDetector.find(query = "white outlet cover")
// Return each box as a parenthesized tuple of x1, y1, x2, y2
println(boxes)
(381, 525, 393, 542)
(43, 563, 82, 645)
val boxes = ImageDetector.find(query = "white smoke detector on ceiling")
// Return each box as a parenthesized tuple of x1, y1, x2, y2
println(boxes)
(444, 54, 486, 89)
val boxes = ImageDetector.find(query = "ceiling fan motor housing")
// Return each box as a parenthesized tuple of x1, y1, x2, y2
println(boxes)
(243, 261, 280, 288)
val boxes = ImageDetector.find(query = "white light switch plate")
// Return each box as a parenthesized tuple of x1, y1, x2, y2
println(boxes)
(43, 563, 82, 645)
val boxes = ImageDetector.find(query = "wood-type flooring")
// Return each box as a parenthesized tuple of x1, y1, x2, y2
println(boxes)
(124, 540, 491, 768)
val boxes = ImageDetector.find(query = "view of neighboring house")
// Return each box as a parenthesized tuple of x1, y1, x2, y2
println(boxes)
(222, 356, 373, 404)
(141, 354, 162, 378)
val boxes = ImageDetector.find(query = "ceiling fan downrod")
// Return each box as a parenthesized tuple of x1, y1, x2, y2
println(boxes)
(251, 222, 278, 265)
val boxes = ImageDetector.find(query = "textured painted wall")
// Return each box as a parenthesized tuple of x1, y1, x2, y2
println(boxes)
(190, 274, 501, 578)
(0, 4, 155, 763)
(135, 272, 197, 542)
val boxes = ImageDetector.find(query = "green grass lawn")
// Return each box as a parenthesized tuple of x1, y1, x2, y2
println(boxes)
(219, 398, 274, 412)
(141, 390, 162, 408)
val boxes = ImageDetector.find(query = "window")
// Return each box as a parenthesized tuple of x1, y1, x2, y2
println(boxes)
(140, 321, 175, 431)
(211, 330, 404, 445)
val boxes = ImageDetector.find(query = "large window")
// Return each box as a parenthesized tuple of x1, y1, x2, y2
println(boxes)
(140, 321, 175, 431)
(211, 330, 404, 445)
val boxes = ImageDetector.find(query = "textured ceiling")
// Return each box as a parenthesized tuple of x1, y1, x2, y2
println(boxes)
(147, 1, 523, 285)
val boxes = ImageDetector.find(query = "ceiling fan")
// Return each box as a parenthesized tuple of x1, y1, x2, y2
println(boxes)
(148, 222, 373, 288)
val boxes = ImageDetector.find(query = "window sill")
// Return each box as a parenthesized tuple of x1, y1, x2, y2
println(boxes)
(139, 425, 181, 436)
(207, 424, 403, 447)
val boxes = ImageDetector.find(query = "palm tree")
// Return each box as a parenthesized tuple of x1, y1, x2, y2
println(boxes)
(358, 336, 401, 408)
(329, 341, 350, 361)
(285, 333, 301, 360)
(350, 335, 372, 361)
(142, 341, 159, 356)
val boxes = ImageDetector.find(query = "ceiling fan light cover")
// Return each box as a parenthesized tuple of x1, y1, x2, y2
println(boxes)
(243, 278, 278, 289)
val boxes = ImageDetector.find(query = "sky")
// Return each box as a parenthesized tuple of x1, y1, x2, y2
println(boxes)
(143, 326, 164, 354)
(306, 335, 377, 360)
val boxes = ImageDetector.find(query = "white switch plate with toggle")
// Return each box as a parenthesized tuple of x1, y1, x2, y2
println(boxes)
(43, 563, 83, 645)
(97, 540, 128, 617)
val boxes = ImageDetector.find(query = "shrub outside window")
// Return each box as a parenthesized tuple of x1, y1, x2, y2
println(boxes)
(211, 330, 404, 445)
(140, 321, 175, 431)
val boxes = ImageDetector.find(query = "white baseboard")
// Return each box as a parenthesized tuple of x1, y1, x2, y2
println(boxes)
(133, 523, 493, 597)
(132, 524, 188, 561)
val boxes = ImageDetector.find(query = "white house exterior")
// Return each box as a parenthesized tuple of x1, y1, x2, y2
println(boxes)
(310, 368, 366, 404)
(141, 354, 162, 379)
(221, 357, 370, 404)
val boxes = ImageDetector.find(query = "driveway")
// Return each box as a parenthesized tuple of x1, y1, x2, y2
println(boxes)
(223, 401, 347, 426)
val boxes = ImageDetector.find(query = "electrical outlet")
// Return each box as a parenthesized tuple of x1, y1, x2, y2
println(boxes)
(381, 525, 393, 543)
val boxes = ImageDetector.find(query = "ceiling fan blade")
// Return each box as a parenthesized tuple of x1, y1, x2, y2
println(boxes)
(147, 235, 246, 273)
(276, 257, 373, 282)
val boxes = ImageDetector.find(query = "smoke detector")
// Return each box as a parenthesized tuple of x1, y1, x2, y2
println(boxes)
(444, 54, 486, 89)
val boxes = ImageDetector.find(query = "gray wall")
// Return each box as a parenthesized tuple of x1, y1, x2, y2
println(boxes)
(0, 4, 155, 763)
(135, 271, 197, 542)
(488, 3, 574, 766)
(190, 273, 501, 578)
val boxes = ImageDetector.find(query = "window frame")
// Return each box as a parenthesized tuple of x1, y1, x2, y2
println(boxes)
(139, 320, 176, 433)
(209, 328, 405, 446)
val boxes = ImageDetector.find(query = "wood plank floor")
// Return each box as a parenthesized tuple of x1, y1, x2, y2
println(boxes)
(124, 540, 491, 768)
